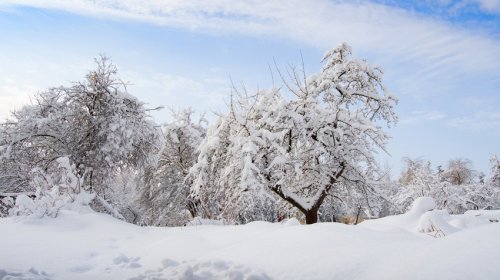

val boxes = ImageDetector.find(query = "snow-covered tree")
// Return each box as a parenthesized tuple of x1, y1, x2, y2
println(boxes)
(443, 158, 476, 185)
(189, 43, 397, 224)
(136, 109, 206, 226)
(187, 115, 281, 224)
(0, 56, 162, 217)
(392, 158, 500, 214)
(399, 158, 428, 186)
(489, 155, 500, 188)
(392, 158, 443, 213)
(103, 168, 144, 223)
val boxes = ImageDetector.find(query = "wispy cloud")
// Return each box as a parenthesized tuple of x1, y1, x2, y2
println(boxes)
(1, 0, 497, 174)
(0, 78, 34, 121)
(400, 110, 447, 124)
(400, 108, 500, 132)
(390, 0, 500, 15)
(447, 111, 500, 131)
(1, 1, 499, 125)
(117, 71, 230, 121)
(464, 0, 500, 14)
(152, 73, 228, 104)
(2, 0, 499, 99)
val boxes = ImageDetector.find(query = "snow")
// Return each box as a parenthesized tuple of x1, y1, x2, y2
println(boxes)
(1, 201, 500, 280)
(409, 197, 436, 214)
(185, 217, 225, 226)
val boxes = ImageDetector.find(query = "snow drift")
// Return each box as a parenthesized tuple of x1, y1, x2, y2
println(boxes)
(0, 197, 499, 280)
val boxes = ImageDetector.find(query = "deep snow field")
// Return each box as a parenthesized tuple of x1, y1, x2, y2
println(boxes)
(1, 198, 499, 280)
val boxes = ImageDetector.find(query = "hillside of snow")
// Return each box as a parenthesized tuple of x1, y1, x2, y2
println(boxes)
(1, 198, 499, 280)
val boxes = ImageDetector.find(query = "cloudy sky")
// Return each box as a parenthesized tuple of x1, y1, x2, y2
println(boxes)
(1, 0, 499, 177)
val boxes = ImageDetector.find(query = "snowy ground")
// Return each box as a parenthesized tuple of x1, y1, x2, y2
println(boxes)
(1, 198, 499, 280)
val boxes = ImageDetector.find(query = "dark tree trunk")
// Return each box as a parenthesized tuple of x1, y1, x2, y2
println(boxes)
(187, 199, 198, 218)
(268, 162, 346, 225)
(354, 205, 362, 225)
(304, 208, 319, 224)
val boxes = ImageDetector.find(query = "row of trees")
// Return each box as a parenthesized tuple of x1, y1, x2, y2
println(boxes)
(392, 157, 500, 215)
(1, 45, 498, 225)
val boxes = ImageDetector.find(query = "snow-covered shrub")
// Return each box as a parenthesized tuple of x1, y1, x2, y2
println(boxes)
(10, 191, 96, 218)
(0, 196, 14, 217)
(8, 157, 94, 218)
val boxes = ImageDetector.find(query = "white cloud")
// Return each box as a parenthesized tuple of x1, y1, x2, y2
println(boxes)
(153, 73, 228, 106)
(471, 0, 500, 13)
(400, 109, 500, 132)
(0, 78, 34, 121)
(0, 52, 92, 122)
(400, 110, 447, 125)
(447, 111, 500, 131)
(154, 74, 204, 95)
(433, 0, 500, 14)
(1, 0, 499, 126)
(2, 0, 499, 99)
(116, 72, 230, 122)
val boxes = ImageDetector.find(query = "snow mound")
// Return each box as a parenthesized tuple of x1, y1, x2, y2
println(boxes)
(113, 254, 142, 269)
(130, 259, 270, 280)
(416, 210, 458, 237)
(361, 197, 497, 237)
(464, 210, 500, 222)
(360, 197, 438, 232)
(1, 206, 500, 279)
(408, 197, 436, 214)
(282, 218, 301, 226)
(185, 217, 225, 226)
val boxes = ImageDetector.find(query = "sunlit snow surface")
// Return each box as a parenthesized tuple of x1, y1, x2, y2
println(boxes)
(1, 199, 499, 280)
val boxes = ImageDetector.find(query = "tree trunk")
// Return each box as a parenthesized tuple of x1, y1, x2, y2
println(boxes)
(354, 205, 362, 225)
(187, 199, 198, 218)
(331, 215, 337, 223)
(304, 208, 319, 224)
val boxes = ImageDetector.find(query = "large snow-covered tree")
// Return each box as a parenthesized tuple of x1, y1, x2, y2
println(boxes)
(189, 43, 398, 224)
(0, 56, 162, 216)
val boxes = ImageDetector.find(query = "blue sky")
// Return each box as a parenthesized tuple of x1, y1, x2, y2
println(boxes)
(0, 0, 499, 177)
